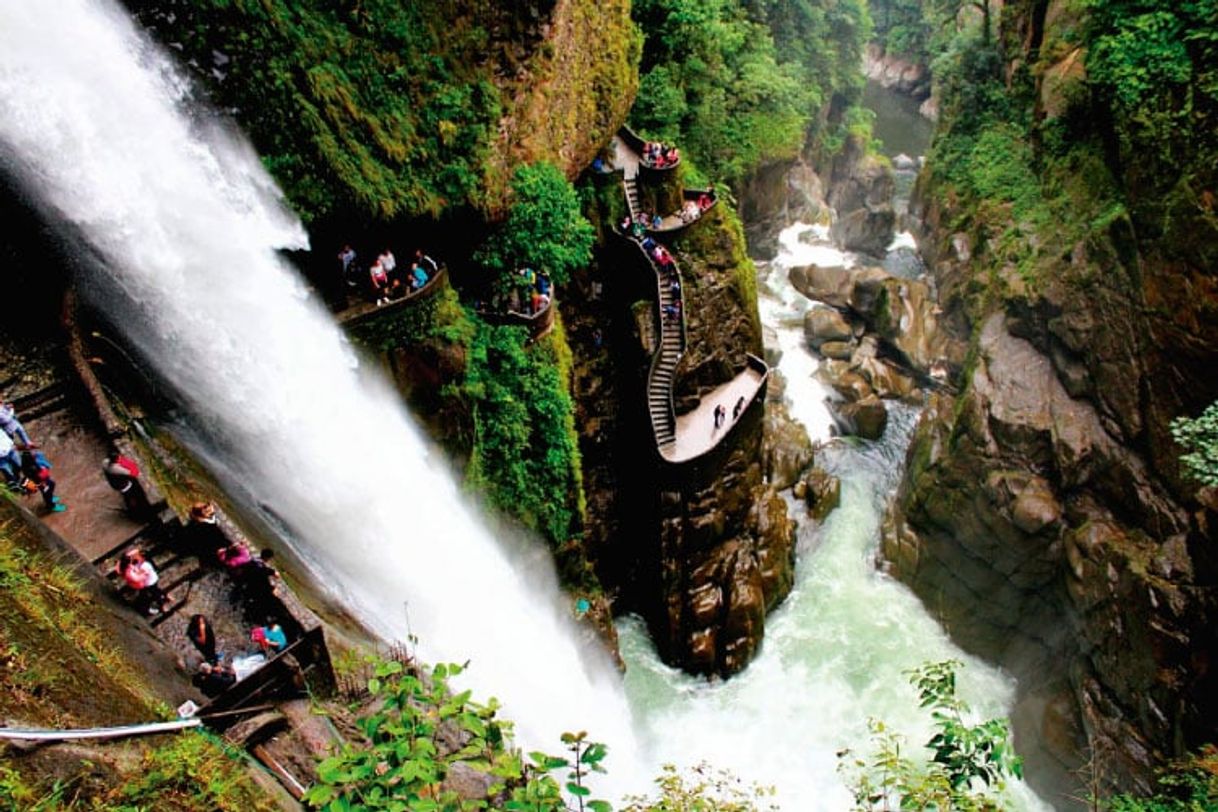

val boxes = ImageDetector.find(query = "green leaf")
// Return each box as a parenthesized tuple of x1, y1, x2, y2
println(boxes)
(566, 782, 591, 796)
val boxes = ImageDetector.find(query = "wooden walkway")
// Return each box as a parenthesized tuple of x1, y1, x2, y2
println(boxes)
(611, 131, 769, 463)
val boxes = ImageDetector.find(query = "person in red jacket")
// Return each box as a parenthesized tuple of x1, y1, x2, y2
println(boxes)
(102, 450, 150, 518)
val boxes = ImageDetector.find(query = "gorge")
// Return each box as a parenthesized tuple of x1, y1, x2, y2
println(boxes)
(0, 0, 1214, 810)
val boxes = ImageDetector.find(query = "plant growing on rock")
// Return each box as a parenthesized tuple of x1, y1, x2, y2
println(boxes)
(477, 162, 594, 288)
(303, 660, 611, 811)
(1170, 401, 1218, 488)
(838, 660, 1022, 810)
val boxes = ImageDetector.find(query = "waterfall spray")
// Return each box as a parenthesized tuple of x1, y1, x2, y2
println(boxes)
(0, 0, 637, 765)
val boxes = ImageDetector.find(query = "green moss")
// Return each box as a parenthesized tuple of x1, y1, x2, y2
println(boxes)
(348, 284, 474, 353)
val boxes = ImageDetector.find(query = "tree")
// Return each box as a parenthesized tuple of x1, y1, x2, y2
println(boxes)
(477, 162, 593, 287)
(839, 660, 1023, 810)
(1170, 401, 1218, 488)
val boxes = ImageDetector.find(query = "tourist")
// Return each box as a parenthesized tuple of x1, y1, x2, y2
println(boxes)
(620, 214, 632, 233)
(377, 248, 396, 279)
(217, 539, 254, 571)
(0, 430, 22, 487)
(337, 244, 357, 288)
(713, 404, 726, 430)
(192, 661, 236, 698)
(414, 249, 439, 276)
(652, 213, 663, 230)
(241, 548, 281, 616)
(537, 274, 551, 297)
(183, 501, 228, 561)
(410, 262, 429, 290)
(630, 217, 647, 240)
(20, 446, 63, 513)
(186, 613, 218, 664)
(251, 622, 288, 655)
(117, 547, 171, 616)
(733, 395, 746, 421)
(641, 236, 657, 254)
(0, 396, 31, 448)
(103, 450, 150, 518)
(663, 303, 680, 322)
(369, 258, 390, 305)
(698, 187, 714, 211)
(670, 277, 681, 297)
(681, 199, 700, 223)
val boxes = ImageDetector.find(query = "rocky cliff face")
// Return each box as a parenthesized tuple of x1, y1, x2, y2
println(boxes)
(883, 0, 1218, 797)
(740, 132, 897, 261)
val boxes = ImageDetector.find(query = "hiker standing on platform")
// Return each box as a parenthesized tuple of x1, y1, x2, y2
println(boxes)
(20, 446, 63, 513)
(117, 547, 171, 616)
(103, 450, 150, 518)
(0, 396, 31, 448)
(0, 431, 21, 487)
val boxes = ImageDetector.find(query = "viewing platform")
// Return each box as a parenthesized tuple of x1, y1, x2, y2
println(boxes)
(337, 266, 448, 329)
(475, 293, 557, 342)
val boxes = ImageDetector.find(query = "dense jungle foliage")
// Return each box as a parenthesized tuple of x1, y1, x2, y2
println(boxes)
(629, 0, 872, 185)
(920, 0, 1216, 301)
(127, 0, 507, 223)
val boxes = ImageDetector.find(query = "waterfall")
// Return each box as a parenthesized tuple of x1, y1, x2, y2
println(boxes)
(0, 0, 637, 763)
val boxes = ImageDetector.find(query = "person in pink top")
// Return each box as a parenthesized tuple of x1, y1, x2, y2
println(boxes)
(116, 548, 171, 616)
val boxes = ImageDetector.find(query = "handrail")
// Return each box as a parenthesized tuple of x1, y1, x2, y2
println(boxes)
(474, 294, 557, 341)
(338, 266, 449, 328)
(620, 231, 687, 454)
(0, 718, 203, 741)
(617, 125, 681, 171)
(646, 188, 718, 235)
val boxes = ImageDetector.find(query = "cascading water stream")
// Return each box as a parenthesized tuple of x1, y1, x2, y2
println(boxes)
(0, 0, 638, 768)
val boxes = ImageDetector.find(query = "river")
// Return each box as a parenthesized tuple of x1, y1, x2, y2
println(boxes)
(615, 83, 1054, 809)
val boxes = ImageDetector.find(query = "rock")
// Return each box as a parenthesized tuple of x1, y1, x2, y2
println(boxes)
(763, 400, 813, 489)
(803, 468, 841, 522)
(831, 206, 897, 257)
(819, 340, 855, 360)
(789, 264, 854, 308)
(803, 306, 853, 348)
(829, 369, 873, 403)
(740, 159, 827, 257)
(839, 395, 888, 440)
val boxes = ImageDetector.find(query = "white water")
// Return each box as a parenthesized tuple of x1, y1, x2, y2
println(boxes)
(617, 224, 1053, 809)
(0, 0, 637, 765)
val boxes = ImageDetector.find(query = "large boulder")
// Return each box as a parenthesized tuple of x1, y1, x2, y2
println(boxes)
(763, 399, 813, 489)
(803, 306, 854, 348)
(802, 468, 842, 522)
(838, 394, 888, 440)
(789, 264, 853, 308)
(831, 206, 897, 257)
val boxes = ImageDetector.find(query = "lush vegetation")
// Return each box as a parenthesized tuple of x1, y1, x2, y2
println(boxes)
(304, 659, 611, 811)
(135, 0, 508, 223)
(463, 318, 587, 560)
(1171, 401, 1218, 488)
(869, 0, 931, 61)
(629, 0, 871, 185)
(1105, 747, 1218, 811)
(477, 162, 595, 288)
(839, 661, 1022, 810)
